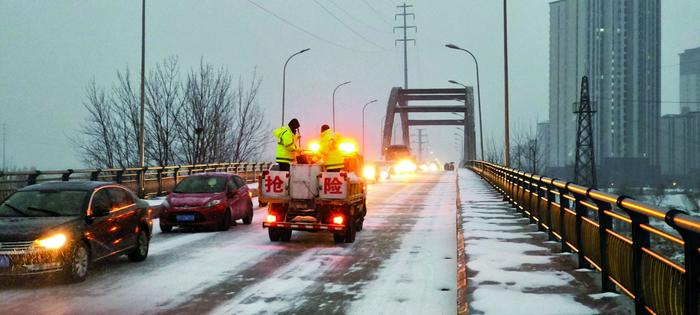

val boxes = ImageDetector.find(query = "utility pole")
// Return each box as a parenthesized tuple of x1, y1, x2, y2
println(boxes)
(411, 129, 428, 163)
(394, 3, 416, 88)
(503, 0, 511, 167)
(138, 0, 146, 196)
(573, 76, 597, 188)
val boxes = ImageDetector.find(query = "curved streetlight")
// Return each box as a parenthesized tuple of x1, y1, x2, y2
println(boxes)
(446, 43, 485, 162)
(282, 48, 310, 126)
(362, 99, 378, 155)
(332, 81, 351, 130)
(448, 79, 484, 162)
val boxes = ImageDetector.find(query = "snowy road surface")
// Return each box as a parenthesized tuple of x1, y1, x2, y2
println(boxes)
(0, 172, 457, 315)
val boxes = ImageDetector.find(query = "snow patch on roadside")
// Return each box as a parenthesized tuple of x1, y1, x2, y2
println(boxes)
(458, 169, 596, 315)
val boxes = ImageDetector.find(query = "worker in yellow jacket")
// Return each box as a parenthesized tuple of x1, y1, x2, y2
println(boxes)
(319, 124, 344, 172)
(273, 118, 300, 171)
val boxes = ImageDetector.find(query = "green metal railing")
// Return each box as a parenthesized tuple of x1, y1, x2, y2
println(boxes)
(0, 162, 274, 201)
(470, 161, 700, 315)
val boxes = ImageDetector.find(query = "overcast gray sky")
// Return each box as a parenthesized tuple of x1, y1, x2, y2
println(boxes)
(1, 0, 699, 169)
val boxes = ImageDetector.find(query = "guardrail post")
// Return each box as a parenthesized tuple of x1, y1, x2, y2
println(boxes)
(573, 191, 590, 269)
(618, 196, 650, 314)
(156, 168, 164, 196)
(62, 169, 74, 181)
(174, 166, 181, 185)
(594, 199, 616, 292)
(27, 170, 41, 185)
(666, 209, 700, 315)
(546, 180, 557, 241)
(557, 186, 571, 253)
(90, 169, 101, 181)
(115, 169, 125, 184)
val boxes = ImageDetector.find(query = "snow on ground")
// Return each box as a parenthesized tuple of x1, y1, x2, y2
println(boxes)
(458, 169, 598, 315)
(347, 172, 457, 315)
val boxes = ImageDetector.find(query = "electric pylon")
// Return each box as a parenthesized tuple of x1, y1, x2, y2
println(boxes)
(573, 76, 597, 188)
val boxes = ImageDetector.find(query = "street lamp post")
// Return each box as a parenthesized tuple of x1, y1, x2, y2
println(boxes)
(282, 48, 310, 126)
(445, 44, 484, 162)
(332, 81, 351, 130)
(362, 99, 378, 156)
(138, 0, 146, 196)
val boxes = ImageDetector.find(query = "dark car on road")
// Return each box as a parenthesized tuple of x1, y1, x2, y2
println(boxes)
(159, 173, 254, 232)
(0, 181, 153, 282)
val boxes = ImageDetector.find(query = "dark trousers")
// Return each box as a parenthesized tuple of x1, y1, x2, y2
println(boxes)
(278, 162, 290, 171)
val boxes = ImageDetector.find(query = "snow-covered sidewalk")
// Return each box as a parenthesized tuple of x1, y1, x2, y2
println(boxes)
(457, 169, 631, 315)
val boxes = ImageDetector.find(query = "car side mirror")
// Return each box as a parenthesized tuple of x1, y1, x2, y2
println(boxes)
(92, 206, 110, 217)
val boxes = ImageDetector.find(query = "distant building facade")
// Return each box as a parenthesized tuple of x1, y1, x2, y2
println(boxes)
(548, 0, 661, 186)
(680, 47, 700, 113)
(536, 121, 551, 173)
(659, 112, 700, 185)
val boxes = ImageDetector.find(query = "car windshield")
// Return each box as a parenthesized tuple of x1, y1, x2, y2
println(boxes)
(173, 176, 226, 194)
(0, 190, 88, 217)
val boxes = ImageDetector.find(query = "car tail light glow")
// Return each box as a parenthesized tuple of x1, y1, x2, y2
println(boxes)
(332, 215, 344, 225)
(266, 214, 277, 223)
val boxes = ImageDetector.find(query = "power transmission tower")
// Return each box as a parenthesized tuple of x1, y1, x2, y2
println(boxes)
(394, 3, 416, 88)
(411, 128, 428, 163)
(573, 76, 597, 188)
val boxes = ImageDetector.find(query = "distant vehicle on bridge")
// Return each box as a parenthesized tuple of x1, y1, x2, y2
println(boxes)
(0, 181, 152, 282)
(382, 145, 417, 178)
(159, 173, 254, 232)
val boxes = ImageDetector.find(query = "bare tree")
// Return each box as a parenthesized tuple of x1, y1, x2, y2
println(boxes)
(145, 57, 181, 166)
(75, 80, 118, 168)
(77, 58, 268, 168)
(485, 137, 504, 165)
(175, 60, 236, 164)
(229, 69, 268, 161)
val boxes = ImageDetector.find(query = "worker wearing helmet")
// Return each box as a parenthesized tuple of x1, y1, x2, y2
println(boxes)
(319, 124, 344, 172)
(273, 118, 301, 171)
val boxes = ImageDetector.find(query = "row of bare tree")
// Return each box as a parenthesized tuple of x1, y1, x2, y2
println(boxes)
(76, 57, 268, 168)
(484, 125, 545, 175)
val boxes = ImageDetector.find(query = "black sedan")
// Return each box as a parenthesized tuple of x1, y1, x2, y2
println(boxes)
(0, 181, 153, 282)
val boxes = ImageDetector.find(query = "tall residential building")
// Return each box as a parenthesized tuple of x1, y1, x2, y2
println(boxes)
(680, 47, 700, 113)
(536, 121, 551, 172)
(659, 112, 700, 184)
(548, 0, 588, 177)
(548, 0, 660, 185)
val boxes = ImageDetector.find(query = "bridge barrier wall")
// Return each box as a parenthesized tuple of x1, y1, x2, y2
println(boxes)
(0, 162, 274, 201)
(470, 161, 700, 315)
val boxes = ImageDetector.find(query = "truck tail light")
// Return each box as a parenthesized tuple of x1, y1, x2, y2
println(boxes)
(332, 215, 344, 225)
(266, 214, 277, 223)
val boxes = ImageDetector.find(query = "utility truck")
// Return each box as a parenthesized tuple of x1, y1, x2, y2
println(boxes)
(259, 142, 367, 243)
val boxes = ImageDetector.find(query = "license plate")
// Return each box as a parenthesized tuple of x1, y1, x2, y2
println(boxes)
(176, 214, 196, 222)
(0, 255, 10, 268)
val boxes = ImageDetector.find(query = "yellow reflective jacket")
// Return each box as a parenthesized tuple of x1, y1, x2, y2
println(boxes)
(320, 129, 344, 170)
(274, 126, 297, 163)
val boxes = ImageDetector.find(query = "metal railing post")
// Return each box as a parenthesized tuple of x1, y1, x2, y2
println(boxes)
(156, 168, 164, 196)
(618, 196, 650, 314)
(573, 190, 590, 269)
(666, 209, 700, 315)
(116, 169, 125, 184)
(594, 199, 616, 292)
(62, 169, 74, 182)
(90, 169, 101, 181)
(27, 170, 41, 185)
(557, 185, 571, 253)
(545, 179, 558, 241)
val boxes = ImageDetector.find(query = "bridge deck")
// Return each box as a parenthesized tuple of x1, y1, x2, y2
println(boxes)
(458, 169, 633, 314)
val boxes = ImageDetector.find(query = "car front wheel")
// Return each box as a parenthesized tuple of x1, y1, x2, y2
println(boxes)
(242, 202, 254, 225)
(128, 229, 149, 262)
(64, 241, 90, 283)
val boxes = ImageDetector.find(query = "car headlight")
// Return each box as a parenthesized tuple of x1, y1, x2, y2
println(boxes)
(205, 199, 222, 207)
(34, 233, 67, 250)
